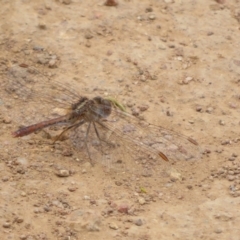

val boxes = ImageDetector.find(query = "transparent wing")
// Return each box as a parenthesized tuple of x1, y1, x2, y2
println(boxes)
(0, 64, 82, 126)
(91, 105, 201, 162)
(65, 103, 201, 180)
(67, 120, 170, 179)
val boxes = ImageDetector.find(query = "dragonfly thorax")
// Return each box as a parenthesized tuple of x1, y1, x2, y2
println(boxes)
(70, 96, 112, 122)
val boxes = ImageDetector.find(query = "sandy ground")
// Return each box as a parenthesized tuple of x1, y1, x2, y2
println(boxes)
(0, 0, 240, 239)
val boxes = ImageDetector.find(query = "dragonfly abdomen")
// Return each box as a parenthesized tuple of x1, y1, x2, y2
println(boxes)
(12, 116, 67, 137)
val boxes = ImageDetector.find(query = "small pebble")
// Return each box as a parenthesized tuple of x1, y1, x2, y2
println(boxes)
(228, 171, 234, 175)
(2, 117, 11, 124)
(134, 218, 143, 226)
(183, 76, 193, 84)
(2, 176, 9, 182)
(215, 0, 225, 4)
(148, 14, 156, 20)
(105, 0, 118, 6)
(118, 204, 129, 214)
(138, 105, 149, 112)
(19, 235, 27, 240)
(196, 106, 202, 112)
(62, 0, 71, 4)
(38, 22, 47, 30)
(48, 58, 57, 68)
(2, 222, 11, 228)
(85, 41, 91, 48)
(115, 181, 122, 186)
(140, 75, 146, 82)
(85, 32, 93, 40)
(83, 195, 90, 200)
(15, 217, 24, 223)
(214, 228, 222, 234)
(138, 197, 146, 205)
(33, 46, 44, 51)
(227, 175, 235, 181)
(109, 222, 118, 230)
(207, 31, 214, 36)
(219, 120, 225, 126)
(21, 191, 27, 197)
(68, 186, 77, 192)
(206, 107, 213, 113)
(56, 169, 70, 177)
(166, 110, 173, 117)
(145, 7, 153, 12)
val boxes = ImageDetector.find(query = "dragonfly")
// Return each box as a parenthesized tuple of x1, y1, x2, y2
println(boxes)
(1, 64, 200, 176)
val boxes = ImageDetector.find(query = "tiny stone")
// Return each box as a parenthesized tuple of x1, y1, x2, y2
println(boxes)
(85, 32, 93, 40)
(21, 191, 27, 197)
(3, 222, 11, 228)
(105, 0, 118, 6)
(48, 58, 57, 68)
(82, 169, 87, 174)
(56, 169, 70, 177)
(68, 186, 77, 192)
(85, 41, 91, 48)
(131, 108, 140, 116)
(2, 117, 11, 124)
(206, 107, 213, 113)
(138, 105, 149, 112)
(38, 22, 46, 29)
(202, 184, 210, 191)
(140, 75, 146, 82)
(61, 148, 73, 156)
(219, 120, 225, 126)
(62, 0, 71, 4)
(115, 181, 122, 186)
(166, 110, 172, 116)
(207, 31, 214, 36)
(196, 106, 202, 112)
(118, 204, 129, 214)
(228, 157, 235, 161)
(168, 44, 175, 48)
(151, 75, 158, 80)
(188, 119, 195, 124)
(109, 222, 118, 230)
(214, 228, 222, 234)
(232, 153, 238, 158)
(2, 176, 9, 182)
(33, 46, 44, 51)
(218, 168, 225, 174)
(233, 191, 240, 197)
(134, 218, 143, 226)
(138, 197, 146, 205)
(16, 217, 24, 223)
(145, 7, 153, 12)
(148, 14, 156, 20)
(19, 235, 27, 240)
(227, 175, 235, 181)
(83, 195, 90, 200)
(126, 101, 134, 108)
(183, 76, 193, 84)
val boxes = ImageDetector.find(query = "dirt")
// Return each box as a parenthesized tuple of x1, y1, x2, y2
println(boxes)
(1, 0, 240, 239)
